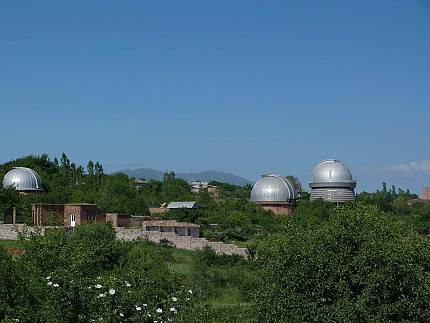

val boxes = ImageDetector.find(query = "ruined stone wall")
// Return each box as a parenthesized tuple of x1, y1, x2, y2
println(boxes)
(115, 227, 248, 257)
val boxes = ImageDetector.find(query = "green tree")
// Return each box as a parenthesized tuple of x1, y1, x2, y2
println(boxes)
(254, 204, 430, 322)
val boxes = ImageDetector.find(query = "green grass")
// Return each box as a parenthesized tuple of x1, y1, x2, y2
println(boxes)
(0, 240, 24, 249)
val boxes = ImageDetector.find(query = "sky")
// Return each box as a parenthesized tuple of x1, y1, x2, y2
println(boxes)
(0, 1, 429, 193)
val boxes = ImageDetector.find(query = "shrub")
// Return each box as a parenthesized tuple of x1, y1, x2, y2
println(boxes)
(254, 204, 430, 322)
(1, 224, 195, 322)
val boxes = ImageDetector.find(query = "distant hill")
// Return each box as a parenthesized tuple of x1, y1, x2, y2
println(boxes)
(116, 168, 253, 186)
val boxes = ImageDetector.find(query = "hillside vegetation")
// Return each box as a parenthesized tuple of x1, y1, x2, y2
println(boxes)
(1, 154, 430, 321)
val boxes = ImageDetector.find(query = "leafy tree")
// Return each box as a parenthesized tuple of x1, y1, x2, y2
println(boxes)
(254, 204, 430, 322)
(286, 175, 302, 193)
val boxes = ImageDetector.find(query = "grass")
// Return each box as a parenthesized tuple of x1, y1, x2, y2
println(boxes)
(145, 243, 255, 320)
(0, 240, 24, 249)
(0, 240, 25, 258)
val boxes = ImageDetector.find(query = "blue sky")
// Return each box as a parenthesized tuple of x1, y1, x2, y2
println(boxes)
(0, 1, 429, 192)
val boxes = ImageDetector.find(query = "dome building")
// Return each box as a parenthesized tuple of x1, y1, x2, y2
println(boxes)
(309, 160, 356, 202)
(250, 174, 298, 215)
(3, 167, 44, 193)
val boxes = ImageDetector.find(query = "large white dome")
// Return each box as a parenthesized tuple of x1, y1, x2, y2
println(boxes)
(3, 167, 43, 192)
(251, 174, 297, 202)
(309, 160, 356, 202)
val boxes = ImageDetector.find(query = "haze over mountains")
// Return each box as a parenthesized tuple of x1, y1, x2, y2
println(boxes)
(117, 168, 252, 186)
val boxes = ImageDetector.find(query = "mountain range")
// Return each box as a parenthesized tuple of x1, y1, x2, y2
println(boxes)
(116, 168, 253, 186)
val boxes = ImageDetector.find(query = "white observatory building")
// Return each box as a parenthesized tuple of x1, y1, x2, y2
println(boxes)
(3, 167, 44, 193)
(250, 174, 298, 215)
(309, 160, 356, 202)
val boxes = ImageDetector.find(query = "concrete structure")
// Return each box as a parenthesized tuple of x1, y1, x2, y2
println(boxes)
(3, 167, 43, 193)
(421, 187, 430, 200)
(143, 220, 200, 237)
(250, 174, 298, 215)
(309, 160, 356, 202)
(167, 201, 202, 209)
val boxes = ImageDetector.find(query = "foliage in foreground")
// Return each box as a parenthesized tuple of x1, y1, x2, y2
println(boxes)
(254, 204, 430, 322)
(0, 223, 195, 322)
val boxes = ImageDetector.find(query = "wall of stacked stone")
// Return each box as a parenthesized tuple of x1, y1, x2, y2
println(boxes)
(0, 225, 248, 258)
(114, 228, 248, 257)
(0, 224, 47, 240)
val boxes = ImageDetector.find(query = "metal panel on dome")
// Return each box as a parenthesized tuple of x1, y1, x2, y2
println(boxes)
(3, 167, 43, 191)
(250, 174, 297, 202)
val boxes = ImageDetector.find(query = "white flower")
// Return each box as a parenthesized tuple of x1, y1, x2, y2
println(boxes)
(47, 281, 53, 286)
(126, 283, 131, 287)
(147, 313, 152, 317)
(94, 284, 103, 289)
(46, 276, 51, 280)
(188, 289, 193, 294)
(109, 288, 115, 295)
(186, 297, 190, 301)
(169, 307, 176, 313)
(135, 306, 142, 311)
(172, 297, 177, 302)
(156, 308, 162, 314)
(98, 293, 106, 298)
(119, 313, 124, 317)
(143, 303, 148, 307)
(53, 283, 59, 288)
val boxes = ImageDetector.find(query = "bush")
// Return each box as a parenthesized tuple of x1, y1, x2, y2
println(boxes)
(1, 223, 195, 322)
(254, 204, 430, 322)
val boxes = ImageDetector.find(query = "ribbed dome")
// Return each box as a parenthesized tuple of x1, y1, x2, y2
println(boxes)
(251, 174, 297, 202)
(3, 167, 43, 192)
(309, 160, 356, 189)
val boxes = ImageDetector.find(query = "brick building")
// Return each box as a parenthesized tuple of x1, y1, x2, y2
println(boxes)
(32, 203, 100, 226)
(421, 187, 430, 200)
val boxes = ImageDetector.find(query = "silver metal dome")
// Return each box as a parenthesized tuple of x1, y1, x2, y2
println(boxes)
(309, 160, 356, 202)
(251, 174, 297, 202)
(3, 167, 43, 192)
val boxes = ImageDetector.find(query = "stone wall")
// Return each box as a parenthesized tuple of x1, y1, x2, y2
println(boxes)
(0, 225, 249, 258)
(114, 228, 249, 257)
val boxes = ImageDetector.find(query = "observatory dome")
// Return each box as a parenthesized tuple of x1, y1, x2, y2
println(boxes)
(309, 160, 356, 202)
(251, 174, 297, 202)
(3, 167, 43, 192)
